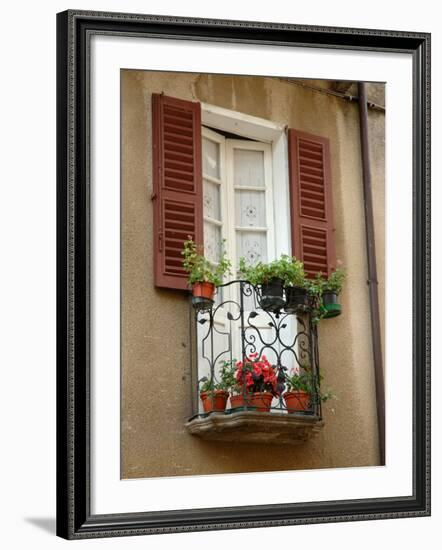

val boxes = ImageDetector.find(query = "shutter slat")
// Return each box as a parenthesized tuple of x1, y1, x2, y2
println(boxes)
(165, 238, 191, 249)
(164, 150, 194, 164)
(301, 207, 326, 219)
(164, 177, 195, 193)
(164, 122, 195, 137)
(164, 131, 194, 146)
(152, 94, 203, 289)
(299, 150, 323, 162)
(301, 188, 325, 200)
(299, 165, 324, 177)
(299, 141, 322, 153)
(298, 173, 325, 185)
(163, 105, 193, 120)
(164, 114, 193, 128)
(165, 169, 194, 182)
(164, 209, 194, 222)
(165, 159, 194, 172)
(299, 155, 323, 168)
(165, 229, 195, 240)
(164, 141, 194, 155)
(289, 129, 336, 277)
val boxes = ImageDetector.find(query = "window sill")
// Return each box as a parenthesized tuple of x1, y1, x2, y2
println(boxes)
(185, 411, 323, 445)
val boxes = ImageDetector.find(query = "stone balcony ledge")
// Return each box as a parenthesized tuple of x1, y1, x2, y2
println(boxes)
(185, 410, 323, 445)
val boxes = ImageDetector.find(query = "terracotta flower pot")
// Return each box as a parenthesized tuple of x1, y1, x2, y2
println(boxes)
(192, 282, 216, 311)
(249, 392, 273, 412)
(200, 390, 229, 413)
(283, 391, 311, 413)
(192, 281, 215, 300)
(229, 394, 246, 409)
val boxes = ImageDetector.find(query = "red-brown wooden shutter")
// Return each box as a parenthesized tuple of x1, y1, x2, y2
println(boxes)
(152, 94, 203, 290)
(288, 129, 336, 278)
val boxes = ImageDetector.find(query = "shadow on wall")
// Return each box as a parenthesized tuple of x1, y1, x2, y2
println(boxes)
(24, 517, 56, 534)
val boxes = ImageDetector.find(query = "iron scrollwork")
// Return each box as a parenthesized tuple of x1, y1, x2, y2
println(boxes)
(193, 280, 323, 418)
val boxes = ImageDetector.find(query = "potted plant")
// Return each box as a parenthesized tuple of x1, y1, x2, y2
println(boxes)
(229, 388, 247, 410)
(307, 266, 346, 319)
(199, 378, 229, 413)
(282, 257, 310, 314)
(238, 257, 284, 312)
(182, 238, 231, 310)
(199, 359, 237, 413)
(234, 352, 278, 412)
(238, 256, 293, 312)
(283, 365, 333, 413)
(321, 267, 345, 317)
(283, 367, 313, 412)
(214, 360, 246, 410)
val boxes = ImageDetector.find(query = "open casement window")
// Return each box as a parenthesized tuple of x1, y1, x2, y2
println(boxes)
(151, 96, 336, 410)
(288, 129, 336, 278)
(197, 128, 296, 408)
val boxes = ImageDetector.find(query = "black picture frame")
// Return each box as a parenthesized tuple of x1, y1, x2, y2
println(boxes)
(56, 9, 431, 540)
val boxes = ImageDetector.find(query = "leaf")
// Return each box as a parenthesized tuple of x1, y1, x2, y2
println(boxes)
(227, 312, 234, 321)
(249, 311, 258, 319)
(198, 318, 207, 325)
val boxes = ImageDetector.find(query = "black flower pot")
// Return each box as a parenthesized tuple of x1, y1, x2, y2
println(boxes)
(285, 286, 310, 314)
(191, 296, 214, 311)
(322, 291, 341, 318)
(260, 278, 285, 312)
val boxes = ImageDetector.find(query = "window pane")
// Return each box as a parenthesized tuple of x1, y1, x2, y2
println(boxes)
(233, 149, 265, 187)
(236, 230, 267, 265)
(203, 179, 221, 221)
(202, 137, 220, 179)
(235, 189, 266, 227)
(204, 221, 222, 263)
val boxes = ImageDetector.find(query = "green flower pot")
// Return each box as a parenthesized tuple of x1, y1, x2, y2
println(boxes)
(322, 291, 342, 318)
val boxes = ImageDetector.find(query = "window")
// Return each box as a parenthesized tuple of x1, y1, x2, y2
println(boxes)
(151, 93, 336, 414)
(202, 127, 274, 288)
(151, 93, 336, 289)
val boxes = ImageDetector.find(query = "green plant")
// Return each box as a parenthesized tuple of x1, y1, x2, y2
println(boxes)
(307, 266, 346, 297)
(307, 272, 326, 298)
(182, 238, 231, 287)
(199, 377, 218, 393)
(305, 266, 345, 322)
(285, 368, 312, 393)
(285, 365, 333, 403)
(217, 359, 237, 392)
(199, 359, 238, 394)
(323, 267, 346, 294)
(238, 255, 306, 287)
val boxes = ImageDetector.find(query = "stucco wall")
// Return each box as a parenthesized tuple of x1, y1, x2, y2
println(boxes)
(121, 70, 384, 478)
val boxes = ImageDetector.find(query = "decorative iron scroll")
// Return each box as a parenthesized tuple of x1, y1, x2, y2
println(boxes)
(192, 280, 323, 419)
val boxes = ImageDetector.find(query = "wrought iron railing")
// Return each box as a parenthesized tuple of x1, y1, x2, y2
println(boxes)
(190, 280, 323, 420)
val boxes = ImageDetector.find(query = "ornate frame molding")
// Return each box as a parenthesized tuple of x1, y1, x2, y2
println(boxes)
(56, 10, 430, 539)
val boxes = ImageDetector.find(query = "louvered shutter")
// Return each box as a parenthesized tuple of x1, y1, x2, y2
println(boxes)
(288, 129, 336, 278)
(152, 94, 203, 289)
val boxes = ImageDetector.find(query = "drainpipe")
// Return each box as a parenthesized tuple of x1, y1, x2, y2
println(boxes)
(358, 82, 385, 465)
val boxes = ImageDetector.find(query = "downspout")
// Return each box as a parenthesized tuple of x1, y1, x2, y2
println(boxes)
(357, 83, 386, 465)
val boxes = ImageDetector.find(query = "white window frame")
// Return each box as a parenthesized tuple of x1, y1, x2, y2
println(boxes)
(201, 102, 291, 261)
(201, 126, 228, 263)
(198, 105, 296, 403)
(225, 138, 274, 279)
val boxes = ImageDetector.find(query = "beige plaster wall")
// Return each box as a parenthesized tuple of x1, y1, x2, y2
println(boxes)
(121, 70, 385, 478)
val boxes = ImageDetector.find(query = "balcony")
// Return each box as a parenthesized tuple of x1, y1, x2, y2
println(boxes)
(186, 280, 325, 445)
